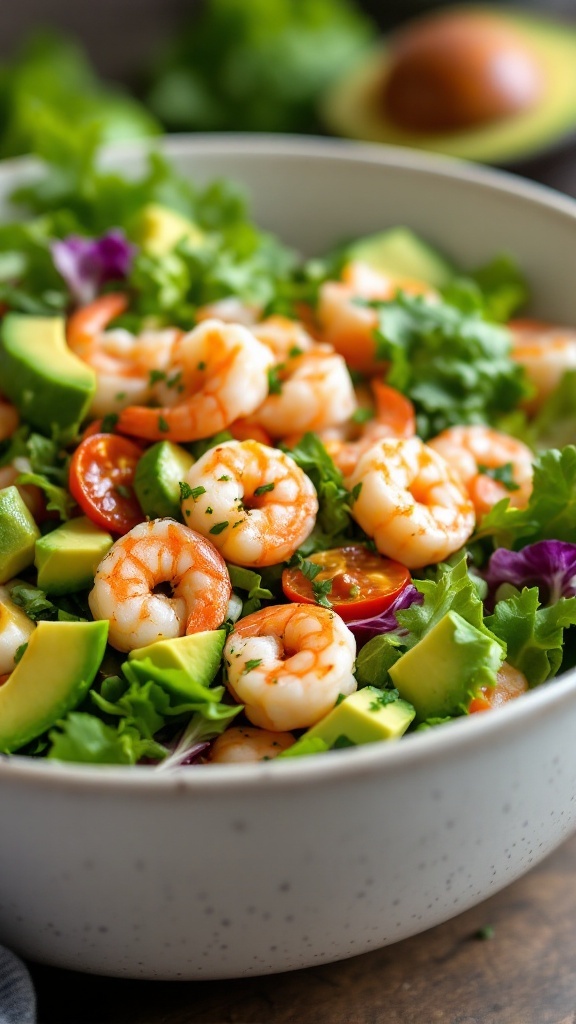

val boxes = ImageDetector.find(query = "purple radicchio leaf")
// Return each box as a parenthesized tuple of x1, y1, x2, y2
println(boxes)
(484, 540, 576, 609)
(347, 583, 423, 650)
(51, 229, 135, 305)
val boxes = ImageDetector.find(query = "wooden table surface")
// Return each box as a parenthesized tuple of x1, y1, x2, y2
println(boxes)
(29, 831, 576, 1024)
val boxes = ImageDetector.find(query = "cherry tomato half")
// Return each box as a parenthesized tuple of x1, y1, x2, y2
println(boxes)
(69, 433, 144, 535)
(282, 545, 411, 621)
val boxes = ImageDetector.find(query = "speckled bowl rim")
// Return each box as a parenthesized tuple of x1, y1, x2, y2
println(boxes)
(2, 133, 576, 793)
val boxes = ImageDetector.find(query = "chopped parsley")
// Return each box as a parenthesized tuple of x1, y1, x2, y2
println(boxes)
(254, 482, 275, 496)
(149, 369, 167, 386)
(14, 642, 28, 665)
(351, 407, 375, 425)
(244, 659, 263, 673)
(100, 413, 119, 433)
(477, 462, 520, 491)
(210, 521, 229, 535)
(312, 578, 333, 609)
(157, 415, 170, 433)
(178, 481, 194, 500)
(267, 366, 284, 395)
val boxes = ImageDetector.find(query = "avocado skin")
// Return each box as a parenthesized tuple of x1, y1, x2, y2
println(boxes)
(0, 619, 109, 753)
(321, 7, 576, 167)
(0, 314, 96, 439)
(134, 441, 195, 521)
(0, 485, 40, 584)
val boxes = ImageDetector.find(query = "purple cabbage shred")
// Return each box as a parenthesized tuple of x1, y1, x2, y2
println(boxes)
(484, 540, 576, 608)
(347, 583, 423, 649)
(51, 229, 135, 305)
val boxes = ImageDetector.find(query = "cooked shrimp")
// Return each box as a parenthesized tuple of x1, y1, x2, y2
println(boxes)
(317, 260, 435, 373)
(347, 437, 475, 569)
(469, 661, 528, 714)
(251, 314, 315, 360)
(428, 425, 533, 518)
(88, 518, 231, 652)
(195, 297, 261, 326)
(117, 319, 273, 443)
(0, 584, 35, 675)
(322, 380, 416, 478)
(208, 725, 295, 763)
(509, 318, 576, 411)
(0, 398, 19, 442)
(0, 463, 45, 521)
(67, 293, 178, 417)
(180, 439, 318, 567)
(224, 603, 356, 731)
(249, 345, 357, 439)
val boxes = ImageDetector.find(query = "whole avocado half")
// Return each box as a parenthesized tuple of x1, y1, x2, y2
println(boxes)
(321, 5, 576, 166)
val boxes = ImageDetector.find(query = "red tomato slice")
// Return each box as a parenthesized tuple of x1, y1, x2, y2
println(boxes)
(69, 434, 144, 535)
(282, 545, 411, 621)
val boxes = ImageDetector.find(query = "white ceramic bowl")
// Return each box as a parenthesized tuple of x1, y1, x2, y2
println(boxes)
(1, 136, 576, 981)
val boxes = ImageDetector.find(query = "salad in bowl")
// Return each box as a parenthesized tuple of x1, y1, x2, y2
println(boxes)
(0, 130, 575, 771)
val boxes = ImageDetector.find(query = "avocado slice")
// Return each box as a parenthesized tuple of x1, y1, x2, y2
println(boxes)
(282, 686, 416, 757)
(35, 517, 113, 596)
(347, 227, 454, 288)
(0, 314, 96, 439)
(131, 203, 205, 256)
(321, 7, 576, 166)
(389, 610, 504, 723)
(126, 630, 226, 702)
(0, 486, 40, 584)
(134, 441, 195, 521)
(0, 619, 109, 753)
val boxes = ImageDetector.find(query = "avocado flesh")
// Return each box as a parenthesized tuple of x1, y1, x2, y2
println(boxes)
(347, 227, 454, 288)
(0, 314, 96, 439)
(322, 9, 576, 166)
(127, 631, 226, 701)
(0, 486, 40, 584)
(389, 610, 504, 722)
(283, 687, 415, 756)
(134, 441, 195, 520)
(35, 516, 113, 596)
(0, 619, 109, 753)
(132, 203, 205, 256)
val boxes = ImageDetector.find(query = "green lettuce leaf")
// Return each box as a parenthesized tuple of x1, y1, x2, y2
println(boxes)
(485, 588, 576, 686)
(48, 712, 167, 765)
(476, 446, 576, 549)
(283, 432, 354, 554)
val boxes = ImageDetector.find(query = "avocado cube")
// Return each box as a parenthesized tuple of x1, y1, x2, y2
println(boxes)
(0, 619, 109, 753)
(134, 440, 195, 520)
(127, 630, 226, 701)
(132, 204, 205, 256)
(0, 486, 40, 584)
(35, 516, 113, 595)
(282, 687, 415, 757)
(389, 610, 504, 722)
(0, 315, 96, 440)
(347, 227, 454, 288)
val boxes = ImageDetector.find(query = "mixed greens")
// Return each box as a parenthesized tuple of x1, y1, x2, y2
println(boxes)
(1, 126, 576, 768)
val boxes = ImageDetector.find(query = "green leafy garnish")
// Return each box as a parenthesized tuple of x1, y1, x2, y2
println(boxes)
(284, 432, 352, 553)
(370, 293, 529, 439)
(485, 588, 576, 687)
(476, 446, 576, 549)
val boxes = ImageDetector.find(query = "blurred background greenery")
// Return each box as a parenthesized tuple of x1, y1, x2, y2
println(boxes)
(1, 0, 575, 190)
